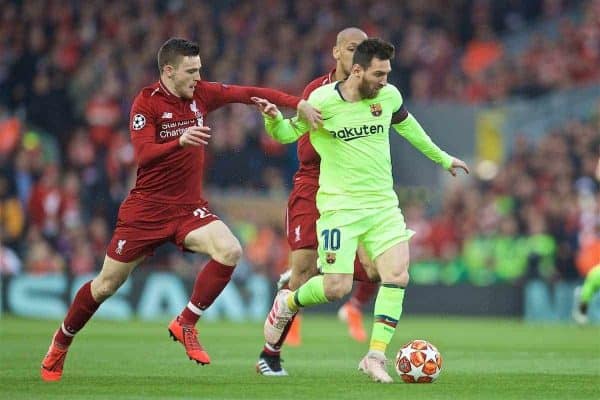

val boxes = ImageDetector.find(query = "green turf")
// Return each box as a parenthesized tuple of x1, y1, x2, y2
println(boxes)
(0, 315, 598, 399)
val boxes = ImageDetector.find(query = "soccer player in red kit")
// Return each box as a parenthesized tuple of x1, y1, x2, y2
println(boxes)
(40, 38, 321, 382)
(256, 28, 380, 377)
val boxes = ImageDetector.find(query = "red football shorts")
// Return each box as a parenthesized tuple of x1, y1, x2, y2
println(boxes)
(286, 182, 319, 250)
(106, 195, 219, 263)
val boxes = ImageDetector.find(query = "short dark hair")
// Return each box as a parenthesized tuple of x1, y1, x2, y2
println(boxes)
(352, 38, 395, 69)
(157, 38, 200, 72)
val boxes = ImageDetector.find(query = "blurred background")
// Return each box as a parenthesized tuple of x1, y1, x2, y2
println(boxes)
(0, 0, 598, 322)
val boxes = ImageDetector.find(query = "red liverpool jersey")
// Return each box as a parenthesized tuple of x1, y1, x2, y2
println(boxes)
(128, 79, 300, 204)
(292, 70, 336, 186)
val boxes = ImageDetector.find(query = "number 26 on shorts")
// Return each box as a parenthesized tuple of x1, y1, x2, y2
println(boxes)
(321, 228, 341, 251)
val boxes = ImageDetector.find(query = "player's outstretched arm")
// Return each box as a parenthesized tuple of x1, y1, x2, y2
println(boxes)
(252, 97, 307, 144)
(392, 112, 468, 175)
(199, 82, 321, 130)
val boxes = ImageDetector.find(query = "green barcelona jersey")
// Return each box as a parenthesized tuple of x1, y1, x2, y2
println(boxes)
(264, 82, 451, 213)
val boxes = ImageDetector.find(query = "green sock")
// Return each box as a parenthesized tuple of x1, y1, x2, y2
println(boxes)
(581, 265, 600, 304)
(290, 275, 329, 311)
(369, 284, 405, 354)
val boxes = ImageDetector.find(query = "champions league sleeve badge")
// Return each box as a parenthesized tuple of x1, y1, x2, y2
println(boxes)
(132, 114, 146, 130)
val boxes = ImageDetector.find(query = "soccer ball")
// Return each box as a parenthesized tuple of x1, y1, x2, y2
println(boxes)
(395, 339, 442, 383)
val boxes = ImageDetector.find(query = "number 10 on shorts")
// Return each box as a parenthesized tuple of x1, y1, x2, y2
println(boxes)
(321, 228, 341, 250)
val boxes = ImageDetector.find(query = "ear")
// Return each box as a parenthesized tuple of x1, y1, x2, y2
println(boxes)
(351, 63, 362, 77)
(164, 64, 175, 78)
(332, 46, 340, 61)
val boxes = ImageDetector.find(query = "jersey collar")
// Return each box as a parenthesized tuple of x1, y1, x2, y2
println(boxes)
(157, 79, 180, 103)
(327, 69, 336, 84)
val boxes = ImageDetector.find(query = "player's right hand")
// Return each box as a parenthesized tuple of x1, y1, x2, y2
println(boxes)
(251, 97, 280, 118)
(179, 126, 211, 147)
(297, 99, 322, 130)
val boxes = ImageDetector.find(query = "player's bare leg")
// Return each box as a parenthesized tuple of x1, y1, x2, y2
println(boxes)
(41, 256, 141, 381)
(359, 241, 410, 384)
(170, 220, 241, 365)
(339, 246, 378, 342)
(285, 249, 319, 346)
(257, 249, 318, 376)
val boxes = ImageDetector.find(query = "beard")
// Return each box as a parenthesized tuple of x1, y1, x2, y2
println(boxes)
(358, 80, 380, 99)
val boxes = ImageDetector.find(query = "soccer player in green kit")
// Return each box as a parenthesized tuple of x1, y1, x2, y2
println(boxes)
(254, 38, 469, 383)
(573, 263, 600, 324)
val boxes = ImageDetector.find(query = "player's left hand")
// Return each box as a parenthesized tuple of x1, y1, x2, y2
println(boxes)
(447, 157, 470, 177)
(297, 99, 322, 130)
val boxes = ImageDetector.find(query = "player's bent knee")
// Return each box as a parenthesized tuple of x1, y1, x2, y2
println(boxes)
(323, 277, 353, 301)
(91, 276, 124, 302)
(384, 270, 409, 287)
(289, 263, 318, 290)
(214, 240, 243, 266)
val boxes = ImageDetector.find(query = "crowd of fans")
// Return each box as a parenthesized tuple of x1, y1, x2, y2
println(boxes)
(0, 0, 598, 284)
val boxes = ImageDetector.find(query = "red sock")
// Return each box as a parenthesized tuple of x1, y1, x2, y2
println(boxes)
(54, 281, 101, 347)
(349, 281, 378, 309)
(180, 259, 234, 325)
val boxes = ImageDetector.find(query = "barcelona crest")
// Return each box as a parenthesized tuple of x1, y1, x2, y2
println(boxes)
(370, 103, 382, 116)
(326, 252, 336, 264)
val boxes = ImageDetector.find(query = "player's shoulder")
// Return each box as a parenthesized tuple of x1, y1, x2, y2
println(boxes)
(380, 83, 402, 98)
(379, 84, 403, 106)
(304, 73, 331, 91)
(194, 80, 221, 93)
(138, 82, 162, 99)
(133, 82, 162, 109)
(308, 82, 338, 102)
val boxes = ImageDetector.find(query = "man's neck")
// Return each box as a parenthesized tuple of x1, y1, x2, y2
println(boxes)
(333, 68, 347, 82)
(160, 75, 179, 97)
(338, 78, 361, 102)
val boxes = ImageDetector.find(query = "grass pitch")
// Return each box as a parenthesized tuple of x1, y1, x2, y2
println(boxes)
(1, 315, 598, 399)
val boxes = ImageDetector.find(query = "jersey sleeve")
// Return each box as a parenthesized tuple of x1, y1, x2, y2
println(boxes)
(263, 112, 309, 144)
(389, 84, 403, 113)
(130, 96, 180, 167)
(262, 89, 324, 144)
(392, 113, 452, 169)
(198, 82, 301, 112)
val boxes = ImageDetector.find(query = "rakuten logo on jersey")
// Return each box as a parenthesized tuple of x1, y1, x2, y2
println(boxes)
(159, 118, 196, 139)
(329, 124, 384, 141)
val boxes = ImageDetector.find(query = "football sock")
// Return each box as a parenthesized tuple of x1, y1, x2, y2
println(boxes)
(349, 281, 379, 309)
(369, 283, 405, 354)
(180, 259, 234, 325)
(262, 342, 280, 357)
(289, 275, 328, 311)
(581, 265, 600, 307)
(273, 313, 300, 349)
(55, 281, 101, 347)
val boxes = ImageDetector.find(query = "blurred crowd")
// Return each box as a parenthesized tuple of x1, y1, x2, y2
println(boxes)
(0, 0, 598, 284)
(405, 109, 599, 285)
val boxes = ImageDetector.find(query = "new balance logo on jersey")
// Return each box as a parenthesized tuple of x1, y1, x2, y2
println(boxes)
(329, 124, 384, 141)
(116, 240, 126, 255)
(161, 112, 173, 119)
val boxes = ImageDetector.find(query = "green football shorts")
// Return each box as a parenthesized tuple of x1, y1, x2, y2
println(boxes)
(316, 206, 415, 274)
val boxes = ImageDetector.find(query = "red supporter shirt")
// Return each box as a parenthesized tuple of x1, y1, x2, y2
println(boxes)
(292, 70, 336, 186)
(128, 79, 300, 204)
